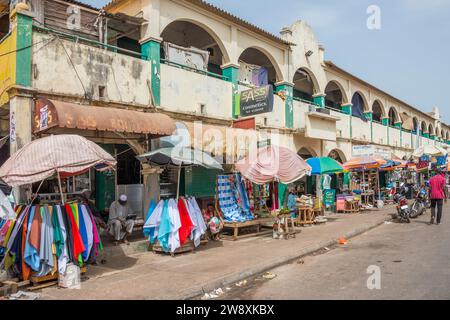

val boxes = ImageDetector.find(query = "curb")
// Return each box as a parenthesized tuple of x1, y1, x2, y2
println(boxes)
(172, 215, 391, 300)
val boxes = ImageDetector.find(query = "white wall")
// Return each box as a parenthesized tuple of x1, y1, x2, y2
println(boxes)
(160, 63, 232, 119)
(32, 32, 152, 106)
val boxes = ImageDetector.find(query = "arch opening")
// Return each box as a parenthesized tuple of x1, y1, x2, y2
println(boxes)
(297, 147, 317, 160)
(429, 124, 435, 136)
(388, 107, 399, 127)
(351, 92, 369, 122)
(372, 100, 385, 123)
(412, 117, 419, 134)
(324, 81, 345, 111)
(160, 20, 228, 76)
(238, 47, 281, 88)
(328, 149, 346, 163)
(293, 68, 319, 102)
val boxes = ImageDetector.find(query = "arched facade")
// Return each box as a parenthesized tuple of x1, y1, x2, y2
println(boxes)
(429, 123, 435, 136)
(412, 117, 419, 134)
(351, 92, 369, 120)
(421, 121, 428, 135)
(293, 67, 320, 102)
(324, 80, 348, 110)
(238, 46, 283, 86)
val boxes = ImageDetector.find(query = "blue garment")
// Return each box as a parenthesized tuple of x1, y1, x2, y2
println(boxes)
(157, 200, 171, 252)
(287, 194, 297, 212)
(24, 206, 40, 271)
(77, 204, 89, 261)
(217, 175, 252, 222)
(234, 173, 252, 219)
(143, 200, 156, 238)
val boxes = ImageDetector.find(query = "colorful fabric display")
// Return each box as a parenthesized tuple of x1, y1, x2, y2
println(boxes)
(144, 197, 207, 252)
(217, 175, 253, 222)
(0, 203, 103, 279)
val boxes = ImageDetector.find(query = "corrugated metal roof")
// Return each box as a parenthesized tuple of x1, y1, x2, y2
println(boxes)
(104, 0, 293, 47)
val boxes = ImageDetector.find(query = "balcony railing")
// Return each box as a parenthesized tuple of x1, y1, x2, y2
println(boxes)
(160, 59, 229, 81)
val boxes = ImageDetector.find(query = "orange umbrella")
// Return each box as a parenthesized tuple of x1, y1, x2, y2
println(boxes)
(343, 157, 387, 170)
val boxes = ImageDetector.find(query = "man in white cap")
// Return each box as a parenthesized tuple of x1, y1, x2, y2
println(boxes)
(108, 194, 134, 245)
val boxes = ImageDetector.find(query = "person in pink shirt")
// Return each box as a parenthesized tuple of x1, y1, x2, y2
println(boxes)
(429, 169, 448, 225)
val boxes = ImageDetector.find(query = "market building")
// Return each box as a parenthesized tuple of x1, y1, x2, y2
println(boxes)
(0, 0, 449, 219)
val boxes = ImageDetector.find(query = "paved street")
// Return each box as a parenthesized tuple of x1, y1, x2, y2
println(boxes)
(218, 203, 450, 300)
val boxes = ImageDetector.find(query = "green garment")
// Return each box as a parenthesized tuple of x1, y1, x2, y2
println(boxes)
(51, 205, 64, 258)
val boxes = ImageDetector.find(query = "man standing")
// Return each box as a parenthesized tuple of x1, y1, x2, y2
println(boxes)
(429, 169, 447, 225)
(108, 194, 135, 245)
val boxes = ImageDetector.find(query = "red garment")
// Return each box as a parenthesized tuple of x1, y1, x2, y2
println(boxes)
(177, 199, 194, 246)
(21, 211, 31, 281)
(430, 174, 446, 199)
(65, 204, 85, 263)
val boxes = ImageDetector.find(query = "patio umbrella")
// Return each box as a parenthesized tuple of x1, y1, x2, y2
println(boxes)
(136, 147, 223, 199)
(306, 157, 344, 175)
(235, 145, 311, 184)
(0, 135, 116, 188)
(343, 157, 387, 170)
(411, 145, 448, 159)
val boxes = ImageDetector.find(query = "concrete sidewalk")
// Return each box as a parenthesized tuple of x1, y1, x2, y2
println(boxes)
(40, 206, 394, 300)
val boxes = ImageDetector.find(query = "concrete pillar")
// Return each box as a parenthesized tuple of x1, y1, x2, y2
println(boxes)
(221, 63, 239, 118)
(364, 111, 373, 142)
(275, 81, 294, 129)
(142, 166, 162, 218)
(312, 93, 326, 108)
(141, 37, 162, 106)
(9, 94, 33, 203)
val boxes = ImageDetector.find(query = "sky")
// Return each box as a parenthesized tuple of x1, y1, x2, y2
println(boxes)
(83, 0, 450, 124)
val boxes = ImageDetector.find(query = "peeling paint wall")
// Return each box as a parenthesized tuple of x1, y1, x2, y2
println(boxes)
(32, 32, 152, 106)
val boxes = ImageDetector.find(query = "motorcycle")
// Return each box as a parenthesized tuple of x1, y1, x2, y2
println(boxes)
(394, 183, 411, 223)
(410, 185, 428, 218)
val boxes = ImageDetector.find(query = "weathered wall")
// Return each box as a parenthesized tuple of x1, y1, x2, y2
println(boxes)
(32, 32, 152, 106)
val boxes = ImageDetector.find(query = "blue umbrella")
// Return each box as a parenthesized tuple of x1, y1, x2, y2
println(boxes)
(306, 157, 344, 175)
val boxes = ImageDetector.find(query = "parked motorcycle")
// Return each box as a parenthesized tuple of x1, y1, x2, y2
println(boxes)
(410, 185, 428, 218)
(394, 183, 411, 223)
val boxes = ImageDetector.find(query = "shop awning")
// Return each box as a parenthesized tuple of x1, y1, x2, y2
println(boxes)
(33, 98, 176, 136)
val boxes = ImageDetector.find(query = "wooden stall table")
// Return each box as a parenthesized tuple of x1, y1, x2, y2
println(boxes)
(222, 217, 275, 241)
(297, 207, 315, 226)
(360, 191, 375, 207)
(344, 199, 360, 214)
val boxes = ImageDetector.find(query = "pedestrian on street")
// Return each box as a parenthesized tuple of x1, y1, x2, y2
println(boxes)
(429, 168, 447, 225)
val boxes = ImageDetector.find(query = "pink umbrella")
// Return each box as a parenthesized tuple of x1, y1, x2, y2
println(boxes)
(0, 135, 116, 188)
(235, 145, 311, 184)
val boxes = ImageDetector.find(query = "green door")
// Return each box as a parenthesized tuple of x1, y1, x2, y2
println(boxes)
(95, 144, 116, 211)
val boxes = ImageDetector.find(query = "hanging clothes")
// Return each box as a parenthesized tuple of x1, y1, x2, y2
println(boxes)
(60, 205, 75, 263)
(168, 199, 182, 253)
(186, 197, 207, 247)
(144, 200, 164, 244)
(24, 206, 40, 272)
(177, 198, 193, 246)
(88, 208, 102, 260)
(80, 205, 93, 262)
(77, 204, 89, 262)
(55, 205, 70, 275)
(65, 204, 85, 266)
(36, 206, 54, 277)
(143, 200, 157, 239)
(157, 200, 171, 252)
(20, 208, 31, 280)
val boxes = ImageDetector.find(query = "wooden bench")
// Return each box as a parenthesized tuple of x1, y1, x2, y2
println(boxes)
(222, 217, 275, 241)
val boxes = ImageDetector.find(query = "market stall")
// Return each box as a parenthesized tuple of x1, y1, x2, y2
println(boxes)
(232, 145, 312, 240)
(0, 135, 116, 286)
(137, 146, 223, 255)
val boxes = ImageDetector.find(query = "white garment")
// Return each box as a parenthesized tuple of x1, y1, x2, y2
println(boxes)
(186, 198, 207, 247)
(143, 200, 164, 241)
(322, 175, 332, 190)
(80, 205, 93, 260)
(0, 190, 15, 220)
(167, 199, 181, 253)
(56, 206, 70, 275)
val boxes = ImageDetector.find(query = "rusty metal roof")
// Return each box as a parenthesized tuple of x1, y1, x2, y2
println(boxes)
(38, 99, 176, 136)
(104, 0, 293, 47)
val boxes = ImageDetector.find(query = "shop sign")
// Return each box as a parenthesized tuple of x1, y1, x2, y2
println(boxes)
(238, 85, 274, 117)
(323, 189, 336, 206)
(352, 145, 391, 159)
(257, 139, 271, 148)
(34, 98, 58, 133)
